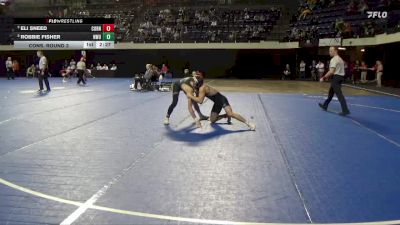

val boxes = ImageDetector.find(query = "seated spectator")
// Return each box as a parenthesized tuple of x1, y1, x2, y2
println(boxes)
(70, 59, 76, 71)
(102, 64, 109, 70)
(26, 64, 35, 78)
(299, 7, 311, 20)
(347, 0, 358, 14)
(358, 0, 369, 13)
(328, 0, 336, 7)
(110, 64, 118, 70)
(96, 63, 102, 70)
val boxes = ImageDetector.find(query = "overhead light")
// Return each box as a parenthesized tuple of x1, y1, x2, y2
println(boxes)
(338, 47, 346, 50)
(361, 48, 365, 52)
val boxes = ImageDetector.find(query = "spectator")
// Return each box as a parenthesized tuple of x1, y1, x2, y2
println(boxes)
(12, 60, 20, 78)
(26, 64, 35, 78)
(360, 61, 368, 83)
(282, 64, 291, 80)
(102, 64, 109, 70)
(358, 0, 369, 13)
(110, 64, 118, 71)
(63, 59, 69, 69)
(352, 60, 360, 84)
(161, 64, 168, 76)
(310, 60, 317, 81)
(347, 0, 358, 14)
(183, 68, 190, 77)
(371, 60, 384, 87)
(5, 57, 13, 80)
(96, 63, 102, 70)
(299, 60, 306, 79)
(316, 60, 325, 80)
(299, 7, 311, 20)
(70, 59, 76, 71)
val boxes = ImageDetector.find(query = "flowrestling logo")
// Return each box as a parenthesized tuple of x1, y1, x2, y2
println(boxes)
(366, 11, 388, 19)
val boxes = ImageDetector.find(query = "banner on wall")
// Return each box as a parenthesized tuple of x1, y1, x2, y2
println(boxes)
(319, 38, 342, 47)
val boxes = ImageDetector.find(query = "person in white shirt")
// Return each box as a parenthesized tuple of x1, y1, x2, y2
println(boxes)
(102, 64, 109, 70)
(110, 64, 117, 71)
(5, 57, 13, 80)
(318, 46, 350, 116)
(299, 60, 306, 79)
(370, 60, 384, 87)
(316, 60, 325, 80)
(76, 57, 86, 85)
(37, 51, 51, 92)
(96, 63, 102, 70)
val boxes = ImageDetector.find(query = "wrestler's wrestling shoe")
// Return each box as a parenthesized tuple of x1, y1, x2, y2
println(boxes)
(247, 122, 256, 131)
(163, 117, 170, 125)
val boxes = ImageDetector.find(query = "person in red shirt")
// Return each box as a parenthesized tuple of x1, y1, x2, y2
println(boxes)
(12, 60, 20, 77)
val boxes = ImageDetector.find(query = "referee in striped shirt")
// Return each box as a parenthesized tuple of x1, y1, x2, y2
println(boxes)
(319, 46, 350, 116)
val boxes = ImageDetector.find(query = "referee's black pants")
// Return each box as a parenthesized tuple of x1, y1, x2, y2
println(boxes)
(323, 75, 349, 113)
(38, 70, 50, 91)
(77, 70, 86, 85)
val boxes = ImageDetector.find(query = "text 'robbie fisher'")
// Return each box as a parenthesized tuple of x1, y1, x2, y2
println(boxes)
(13, 18, 115, 49)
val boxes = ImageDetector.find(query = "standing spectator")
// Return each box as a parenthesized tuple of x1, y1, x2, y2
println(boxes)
(282, 64, 291, 80)
(352, 60, 360, 84)
(161, 64, 168, 77)
(370, 60, 384, 87)
(76, 57, 86, 86)
(360, 61, 368, 83)
(310, 60, 317, 81)
(5, 57, 13, 80)
(26, 64, 35, 78)
(12, 60, 20, 78)
(299, 60, 306, 79)
(37, 51, 51, 92)
(316, 60, 325, 80)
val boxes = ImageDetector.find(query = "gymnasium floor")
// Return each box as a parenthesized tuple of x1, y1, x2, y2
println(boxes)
(0, 78, 399, 225)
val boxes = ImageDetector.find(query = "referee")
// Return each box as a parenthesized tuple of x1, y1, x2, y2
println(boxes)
(76, 57, 86, 86)
(37, 51, 51, 92)
(318, 46, 350, 116)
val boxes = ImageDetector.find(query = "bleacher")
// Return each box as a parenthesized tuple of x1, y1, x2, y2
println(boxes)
(286, 0, 400, 41)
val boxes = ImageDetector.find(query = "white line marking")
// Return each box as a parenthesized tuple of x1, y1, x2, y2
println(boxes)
(0, 177, 400, 225)
(343, 84, 400, 98)
(60, 185, 108, 225)
(351, 119, 400, 148)
(348, 103, 400, 113)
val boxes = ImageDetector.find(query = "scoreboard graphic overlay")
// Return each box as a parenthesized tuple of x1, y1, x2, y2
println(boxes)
(13, 18, 115, 49)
